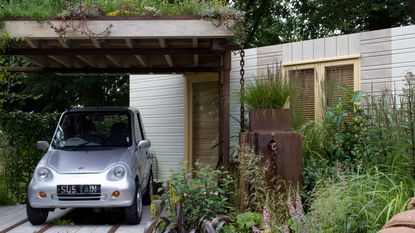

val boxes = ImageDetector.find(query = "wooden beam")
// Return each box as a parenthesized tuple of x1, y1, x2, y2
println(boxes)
(4, 47, 221, 55)
(48, 55, 71, 68)
(57, 38, 95, 67)
(125, 39, 148, 67)
(159, 39, 173, 67)
(218, 50, 231, 168)
(91, 39, 122, 67)
(3, 19, 234, 39)
(4, 66, 222, 74)
(192, 38, 199, 67)
(26, 39, 72, 68)
(75, 55, 96, 67)
(19, 56, 45, 67)
(25, 39, 39, 48)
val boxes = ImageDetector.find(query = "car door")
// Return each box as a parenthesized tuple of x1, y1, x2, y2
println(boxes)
(133, 112, 148, 184)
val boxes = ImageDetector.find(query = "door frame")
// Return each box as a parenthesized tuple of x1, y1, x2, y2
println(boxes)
(184, 72, 219, 171)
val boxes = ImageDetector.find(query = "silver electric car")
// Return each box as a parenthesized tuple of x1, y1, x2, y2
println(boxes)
(26, 107, 154, 225)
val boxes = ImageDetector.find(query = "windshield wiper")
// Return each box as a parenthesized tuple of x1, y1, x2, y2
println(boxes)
(68, 141, 90, 151)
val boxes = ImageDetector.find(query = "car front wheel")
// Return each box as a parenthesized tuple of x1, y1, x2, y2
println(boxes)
(124, 182, 143, 225)
(26, 200, 48, 225)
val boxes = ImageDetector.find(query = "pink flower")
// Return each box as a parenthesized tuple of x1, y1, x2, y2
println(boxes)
(283, 225, 290, 233)
(252, 226, 262, 233)
(263, 207, 271, 226)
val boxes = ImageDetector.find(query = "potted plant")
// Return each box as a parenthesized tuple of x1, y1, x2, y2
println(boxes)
(240, 65, 293, 132)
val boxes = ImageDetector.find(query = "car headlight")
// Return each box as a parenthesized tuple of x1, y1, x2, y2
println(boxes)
(36, 167, 53, 181)
(114, 166, 125, 178)
(107, 165, 126, 181)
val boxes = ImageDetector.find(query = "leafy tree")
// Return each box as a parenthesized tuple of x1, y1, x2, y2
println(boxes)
(0, 57, 129, 113)
(232, 0, 413, 47)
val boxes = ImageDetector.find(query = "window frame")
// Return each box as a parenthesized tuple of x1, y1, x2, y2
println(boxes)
(283, 57, 361, 120)
(134, 112, 145, 143)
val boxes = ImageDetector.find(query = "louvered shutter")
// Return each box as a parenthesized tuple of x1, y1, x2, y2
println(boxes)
(325, 65, 354, 107)
(289, 68, 315, 123)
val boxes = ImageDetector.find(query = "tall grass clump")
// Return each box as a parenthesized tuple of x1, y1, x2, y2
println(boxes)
(305, 167, 415, 233)
(240, 65, 293, 109)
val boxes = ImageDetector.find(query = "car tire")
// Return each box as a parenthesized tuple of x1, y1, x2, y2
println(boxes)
(143, 171, 153, 206)
(125, 181, 143, 225)
(26, 200, 48, 225)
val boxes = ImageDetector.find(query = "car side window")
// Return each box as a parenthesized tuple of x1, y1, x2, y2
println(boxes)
(134, 113, 144, 142)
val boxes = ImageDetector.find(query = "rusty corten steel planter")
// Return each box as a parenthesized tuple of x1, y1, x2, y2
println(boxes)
(240, 132, 302, 186)
(249, 108, 291, 132)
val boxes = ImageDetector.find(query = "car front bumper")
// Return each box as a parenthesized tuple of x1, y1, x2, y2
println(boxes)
(28, 172, 136, 209)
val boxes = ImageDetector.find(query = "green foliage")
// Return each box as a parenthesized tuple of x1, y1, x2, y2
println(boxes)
(234, 211, 262, 232)
(0, 0, 232, 19)
(0, 131, 15, 206)
(161, 163, 234, 230)
(305, 168, 415, 233)
(52, 218, 74, 225)
(0, 58, 129, 112)
(241, 66, 292, 109)
(0, 111, 59, 203)
(0, 0, 66, 21)
(300, 73, 415, 232)
(232, 0, 411, 47)
(0, 176, 15, 205)
(238, 146, 289, 231)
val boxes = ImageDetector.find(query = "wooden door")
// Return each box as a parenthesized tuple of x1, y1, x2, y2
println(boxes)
(192, 81, 219, 168)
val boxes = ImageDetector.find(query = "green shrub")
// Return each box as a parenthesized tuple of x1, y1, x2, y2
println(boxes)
(0, 111, 59, 203)
(301, 85, 414, 207)
(305, 167, 415, 233)
(235, 211, 262, 232)
(300, 74, 415, 232)
(161, 163, 234, 230)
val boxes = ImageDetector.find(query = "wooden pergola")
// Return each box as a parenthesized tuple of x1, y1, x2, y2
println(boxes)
(1, 16, 235, 167)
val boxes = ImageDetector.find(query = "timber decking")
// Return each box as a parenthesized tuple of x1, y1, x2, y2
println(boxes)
(0, 205, 151, 233)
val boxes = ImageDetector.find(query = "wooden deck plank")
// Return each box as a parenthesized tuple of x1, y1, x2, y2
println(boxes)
(0, 205, 152, 233)
(7, 207, 69, 233)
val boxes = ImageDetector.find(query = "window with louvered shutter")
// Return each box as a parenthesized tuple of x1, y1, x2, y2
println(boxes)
(289, 68, 315, 123)
(325, 65, 354, 107)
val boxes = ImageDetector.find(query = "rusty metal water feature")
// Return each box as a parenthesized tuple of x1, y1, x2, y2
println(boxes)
(239, 108, 302, 210)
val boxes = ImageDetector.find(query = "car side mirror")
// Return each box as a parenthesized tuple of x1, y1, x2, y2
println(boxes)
(137, 139, 151, 149)
(36, 141, 50, 152)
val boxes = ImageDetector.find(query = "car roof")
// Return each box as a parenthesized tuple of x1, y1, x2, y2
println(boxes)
(67, 106, 139, 113)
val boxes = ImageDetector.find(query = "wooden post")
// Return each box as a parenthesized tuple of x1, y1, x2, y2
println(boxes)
(219, 50, 231, 168)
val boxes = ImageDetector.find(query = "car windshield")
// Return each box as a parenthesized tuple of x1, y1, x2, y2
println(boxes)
(52, 111, 131, 150)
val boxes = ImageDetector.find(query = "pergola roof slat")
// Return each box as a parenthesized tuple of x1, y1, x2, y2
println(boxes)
(2, 18, 235, 74)
(5, 48, 222, 55)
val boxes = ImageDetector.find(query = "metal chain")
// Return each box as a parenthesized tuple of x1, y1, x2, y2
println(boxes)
(240, 47, 246, 132)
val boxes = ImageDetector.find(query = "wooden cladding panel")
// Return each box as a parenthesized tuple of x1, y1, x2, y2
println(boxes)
(325, 64, 354, 107)
(289, 69, 315, 122)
